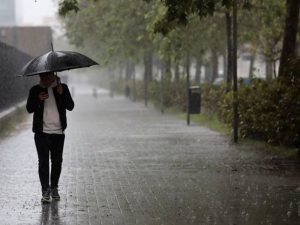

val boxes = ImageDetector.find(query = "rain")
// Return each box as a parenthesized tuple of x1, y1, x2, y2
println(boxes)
(0, 0, 300, 225)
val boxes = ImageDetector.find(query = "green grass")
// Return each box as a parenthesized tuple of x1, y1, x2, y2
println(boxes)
(177, 112, 298, 159)
(191, 114, 230, 134)
(236, 138, 299, 159)
(140, 99, 299, 160)
(190, 113, 298, 158)
(178, 113, 231, 134)
(0, 106, 28, 139)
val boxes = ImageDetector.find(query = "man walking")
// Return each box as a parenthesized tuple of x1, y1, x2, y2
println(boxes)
(26, 72, 74, 203)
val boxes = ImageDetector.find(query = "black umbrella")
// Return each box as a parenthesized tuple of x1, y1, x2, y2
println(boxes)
(19, 50, 98, 76)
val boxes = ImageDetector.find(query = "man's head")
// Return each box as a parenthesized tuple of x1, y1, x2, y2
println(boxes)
(39, 72, 55, 88)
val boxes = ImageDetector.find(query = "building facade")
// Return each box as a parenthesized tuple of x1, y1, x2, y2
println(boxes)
(0, 26, 52, 57)
(0, 0, 16, 26)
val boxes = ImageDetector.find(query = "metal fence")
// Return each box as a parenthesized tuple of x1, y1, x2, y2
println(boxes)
(0, 41, 37, 112)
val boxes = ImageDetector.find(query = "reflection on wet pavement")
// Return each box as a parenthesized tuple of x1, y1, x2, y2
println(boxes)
(0, 88, 299, 225)
(39, 201, 61, 225)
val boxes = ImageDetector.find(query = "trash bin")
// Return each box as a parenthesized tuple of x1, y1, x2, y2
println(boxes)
(189, 86, 201, 114)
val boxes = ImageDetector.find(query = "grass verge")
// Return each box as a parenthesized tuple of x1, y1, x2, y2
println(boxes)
(236, 138, 299, 159)
(178, 112, 230, 134)
(177, 111, 298, 159)
(0, 106, 28, 139)
(137, 98, 299, 160)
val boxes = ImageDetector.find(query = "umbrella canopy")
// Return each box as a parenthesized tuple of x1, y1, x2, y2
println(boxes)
(19, 51, 98, 76)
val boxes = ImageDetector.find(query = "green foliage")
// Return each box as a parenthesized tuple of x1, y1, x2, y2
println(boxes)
(122, 79, 187, 111)
(214, 78, 300, 147)
(201, 84, 227, 117)
(0, 107, 28, 139)
(56, 0, 299, 151)
(59, 0, 79, 16)
(199, 65, 300, 147)
(120, 69, 300, 149)
(146, 79, 186, 110)
(286, 57, 300, 78)
(160, 79, 187, 109)
(59, 0, 100, 16)
(60, 0, 153, 67)
(145, 0, 253, 34)
(190, 113, 230, 134)
(239, 0, 285, 63)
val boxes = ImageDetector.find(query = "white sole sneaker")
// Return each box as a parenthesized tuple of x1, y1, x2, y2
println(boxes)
(41, 197, 51, 203)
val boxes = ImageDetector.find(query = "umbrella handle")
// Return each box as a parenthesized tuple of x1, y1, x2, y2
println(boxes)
(51, 42, 54, 52)
(55, 74, 61, 84)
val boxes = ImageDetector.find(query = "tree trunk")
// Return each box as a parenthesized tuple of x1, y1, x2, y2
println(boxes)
(160, 57, 171, 113)
(131, 65, 136, 101)
(222, 53, 226, 80)
(278, 0, 300, 77)
(265, 61, 273, 80)
(165, 56, 172, 81)
(248, 52, 256, 79)
(195, 56, 202, 83)
(204, 63, 211, 83)
(160, 61, 165, 114)
(143, 52, 149, 107)
(125, 62, 130, 81)
(118, 67, 123, 80)
(186, 49, 191, 126)
(144, 50, 153, 82)
(148, 50, 153, 82)
(125, 61, 135, 81)
(174, 60, 180, 83)
(211, 49, 218, 84)
(226, 11, 233, 91)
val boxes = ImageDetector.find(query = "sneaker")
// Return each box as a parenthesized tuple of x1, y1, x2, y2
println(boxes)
(41, 189, 51, 203)
(51, 188, 60, 200)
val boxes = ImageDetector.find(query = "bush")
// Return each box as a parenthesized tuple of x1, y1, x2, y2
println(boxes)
(135, 79, 187, 111)
(216, 77, 300, 147)
(201, 84, 227, 118)
(118, 70, 300, 148)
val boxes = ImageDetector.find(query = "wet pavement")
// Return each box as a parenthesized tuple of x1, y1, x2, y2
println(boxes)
(0, 85, 299, 225)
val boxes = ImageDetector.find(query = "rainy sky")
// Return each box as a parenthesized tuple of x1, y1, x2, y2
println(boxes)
(17, 0, 57, 25)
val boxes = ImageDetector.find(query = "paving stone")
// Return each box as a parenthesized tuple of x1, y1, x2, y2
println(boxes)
(0, 87, 299, 225)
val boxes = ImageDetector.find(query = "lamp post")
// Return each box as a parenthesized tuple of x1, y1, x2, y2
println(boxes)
(232, 0, 239, 143)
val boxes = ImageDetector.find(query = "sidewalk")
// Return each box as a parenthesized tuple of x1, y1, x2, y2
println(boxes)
(0, 86, 299, 225)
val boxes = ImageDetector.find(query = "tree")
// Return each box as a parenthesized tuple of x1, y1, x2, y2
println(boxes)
(278, 0, 300, 77)
(145, 0, 241, 142)
(60, 0, 156, 105)
(239, 0, 285, 79)
(57, 0, 300, 144)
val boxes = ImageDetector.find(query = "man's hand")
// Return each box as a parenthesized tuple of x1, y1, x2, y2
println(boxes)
(57, 77, 63, 95)
(38, 92, 49, 101)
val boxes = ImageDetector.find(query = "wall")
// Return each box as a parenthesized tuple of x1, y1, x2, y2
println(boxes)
(0, 26, 52, 57)
(0, 41, 38, 113)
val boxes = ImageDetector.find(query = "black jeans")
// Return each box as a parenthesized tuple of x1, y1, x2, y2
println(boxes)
(34, 133, 65, 191)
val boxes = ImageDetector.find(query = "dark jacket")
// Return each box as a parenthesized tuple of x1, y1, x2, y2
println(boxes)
(26, 83, 74, 133)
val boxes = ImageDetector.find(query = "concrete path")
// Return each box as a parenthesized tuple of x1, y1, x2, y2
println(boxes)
(0, 86, 299, 225)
